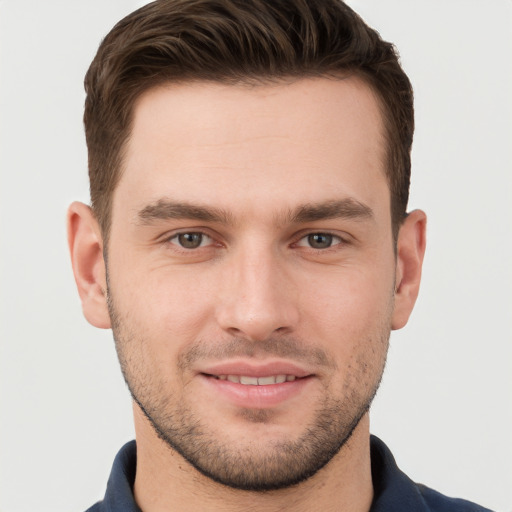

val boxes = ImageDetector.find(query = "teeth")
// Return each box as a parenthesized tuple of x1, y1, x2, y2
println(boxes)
(258, 375, 278, 385)
(240, 376, 258, 385)
(216, 374, 296, 385)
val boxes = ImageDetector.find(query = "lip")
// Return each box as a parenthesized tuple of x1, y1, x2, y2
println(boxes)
(197, 360, 315, 409)
(200, 360, 313, 379)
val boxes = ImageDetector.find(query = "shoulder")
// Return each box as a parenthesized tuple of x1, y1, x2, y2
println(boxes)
(84, 503, 102, 512)
(82, 441, 140, 512)
(370, 436, 494, 512)
(417, 484, 494, 512)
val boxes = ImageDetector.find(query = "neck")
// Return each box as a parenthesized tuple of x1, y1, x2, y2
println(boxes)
(132, 405, 374, 512)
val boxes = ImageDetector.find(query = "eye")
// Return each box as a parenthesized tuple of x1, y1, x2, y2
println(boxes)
(169, 232, 213, 249)
(296, 233, 343, 249)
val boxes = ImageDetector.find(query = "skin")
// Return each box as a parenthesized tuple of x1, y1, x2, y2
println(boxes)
(68, 77, 426, 512)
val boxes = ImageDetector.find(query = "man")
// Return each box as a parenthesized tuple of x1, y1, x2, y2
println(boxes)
(67, 0, 492, 510)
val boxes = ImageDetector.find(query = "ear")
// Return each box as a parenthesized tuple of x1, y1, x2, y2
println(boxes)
(392, 209, 427, 330)
(67, 202, 111, 329)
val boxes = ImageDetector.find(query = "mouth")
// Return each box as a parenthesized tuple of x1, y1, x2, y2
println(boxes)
(205, 374, 302, 385)
(197, 363, 315, 409)
(199, 360, 313, 385)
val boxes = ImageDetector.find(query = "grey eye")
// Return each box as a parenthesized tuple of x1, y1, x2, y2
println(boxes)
(307, 233, 333, 249)
(175, 232, 206, 249)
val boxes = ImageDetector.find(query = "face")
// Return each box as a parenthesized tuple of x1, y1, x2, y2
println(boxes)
(106, 78, 397, 490)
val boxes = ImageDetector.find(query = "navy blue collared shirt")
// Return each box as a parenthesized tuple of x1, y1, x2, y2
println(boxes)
(86, 436, 493, 511)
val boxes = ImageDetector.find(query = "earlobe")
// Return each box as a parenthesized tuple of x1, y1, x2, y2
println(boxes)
(391, 209, 427, 330)
(67, 202, 111, 329)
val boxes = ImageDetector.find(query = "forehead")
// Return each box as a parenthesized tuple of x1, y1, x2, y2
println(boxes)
(114, 77, 388, 223)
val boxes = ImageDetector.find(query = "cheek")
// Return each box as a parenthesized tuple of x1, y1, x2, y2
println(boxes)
(300, 264, 395, 332)
(297, 263, 393, 384)
(112, 262, 219, 345)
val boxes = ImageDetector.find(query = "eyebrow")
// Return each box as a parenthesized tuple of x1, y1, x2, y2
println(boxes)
(288, 198, 374, 224)
(137, 199, 233, 224)
(136, 197, 373, 226)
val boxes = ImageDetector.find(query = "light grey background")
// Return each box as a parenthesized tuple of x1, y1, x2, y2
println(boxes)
(1, 1, 511, 511)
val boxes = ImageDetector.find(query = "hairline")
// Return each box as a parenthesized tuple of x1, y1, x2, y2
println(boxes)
(95, 71, 402, 250)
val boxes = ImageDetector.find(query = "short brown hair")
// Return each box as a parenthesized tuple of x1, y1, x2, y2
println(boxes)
(84, 0, 414, 242)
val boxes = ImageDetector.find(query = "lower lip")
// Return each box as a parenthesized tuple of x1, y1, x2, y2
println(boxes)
(199, 374, 314, 409)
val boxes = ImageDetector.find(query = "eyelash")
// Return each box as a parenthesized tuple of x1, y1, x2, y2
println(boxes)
(164, 230, 347, 251)
(293, 232, 345, 250)
(167, 231, 216, 250)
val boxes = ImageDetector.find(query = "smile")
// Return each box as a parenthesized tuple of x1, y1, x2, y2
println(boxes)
(212, 374, 298, 385)
(198, 361, 314, 407)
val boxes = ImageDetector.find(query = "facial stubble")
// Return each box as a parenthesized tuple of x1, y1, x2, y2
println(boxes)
(107, 283, 390, 492)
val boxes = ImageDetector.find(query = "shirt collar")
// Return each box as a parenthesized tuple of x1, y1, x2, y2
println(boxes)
(94, 436, 429, 511)
(100, 440, 140, 512)
(369, 435, 429, 511)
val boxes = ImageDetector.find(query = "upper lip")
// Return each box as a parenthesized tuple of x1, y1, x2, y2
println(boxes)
(199, 360, 313, 378)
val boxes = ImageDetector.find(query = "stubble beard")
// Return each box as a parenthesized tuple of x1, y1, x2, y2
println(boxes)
(107, 291, 390, 492)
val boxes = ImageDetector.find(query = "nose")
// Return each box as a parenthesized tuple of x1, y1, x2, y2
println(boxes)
(215, 246, 300, 342)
